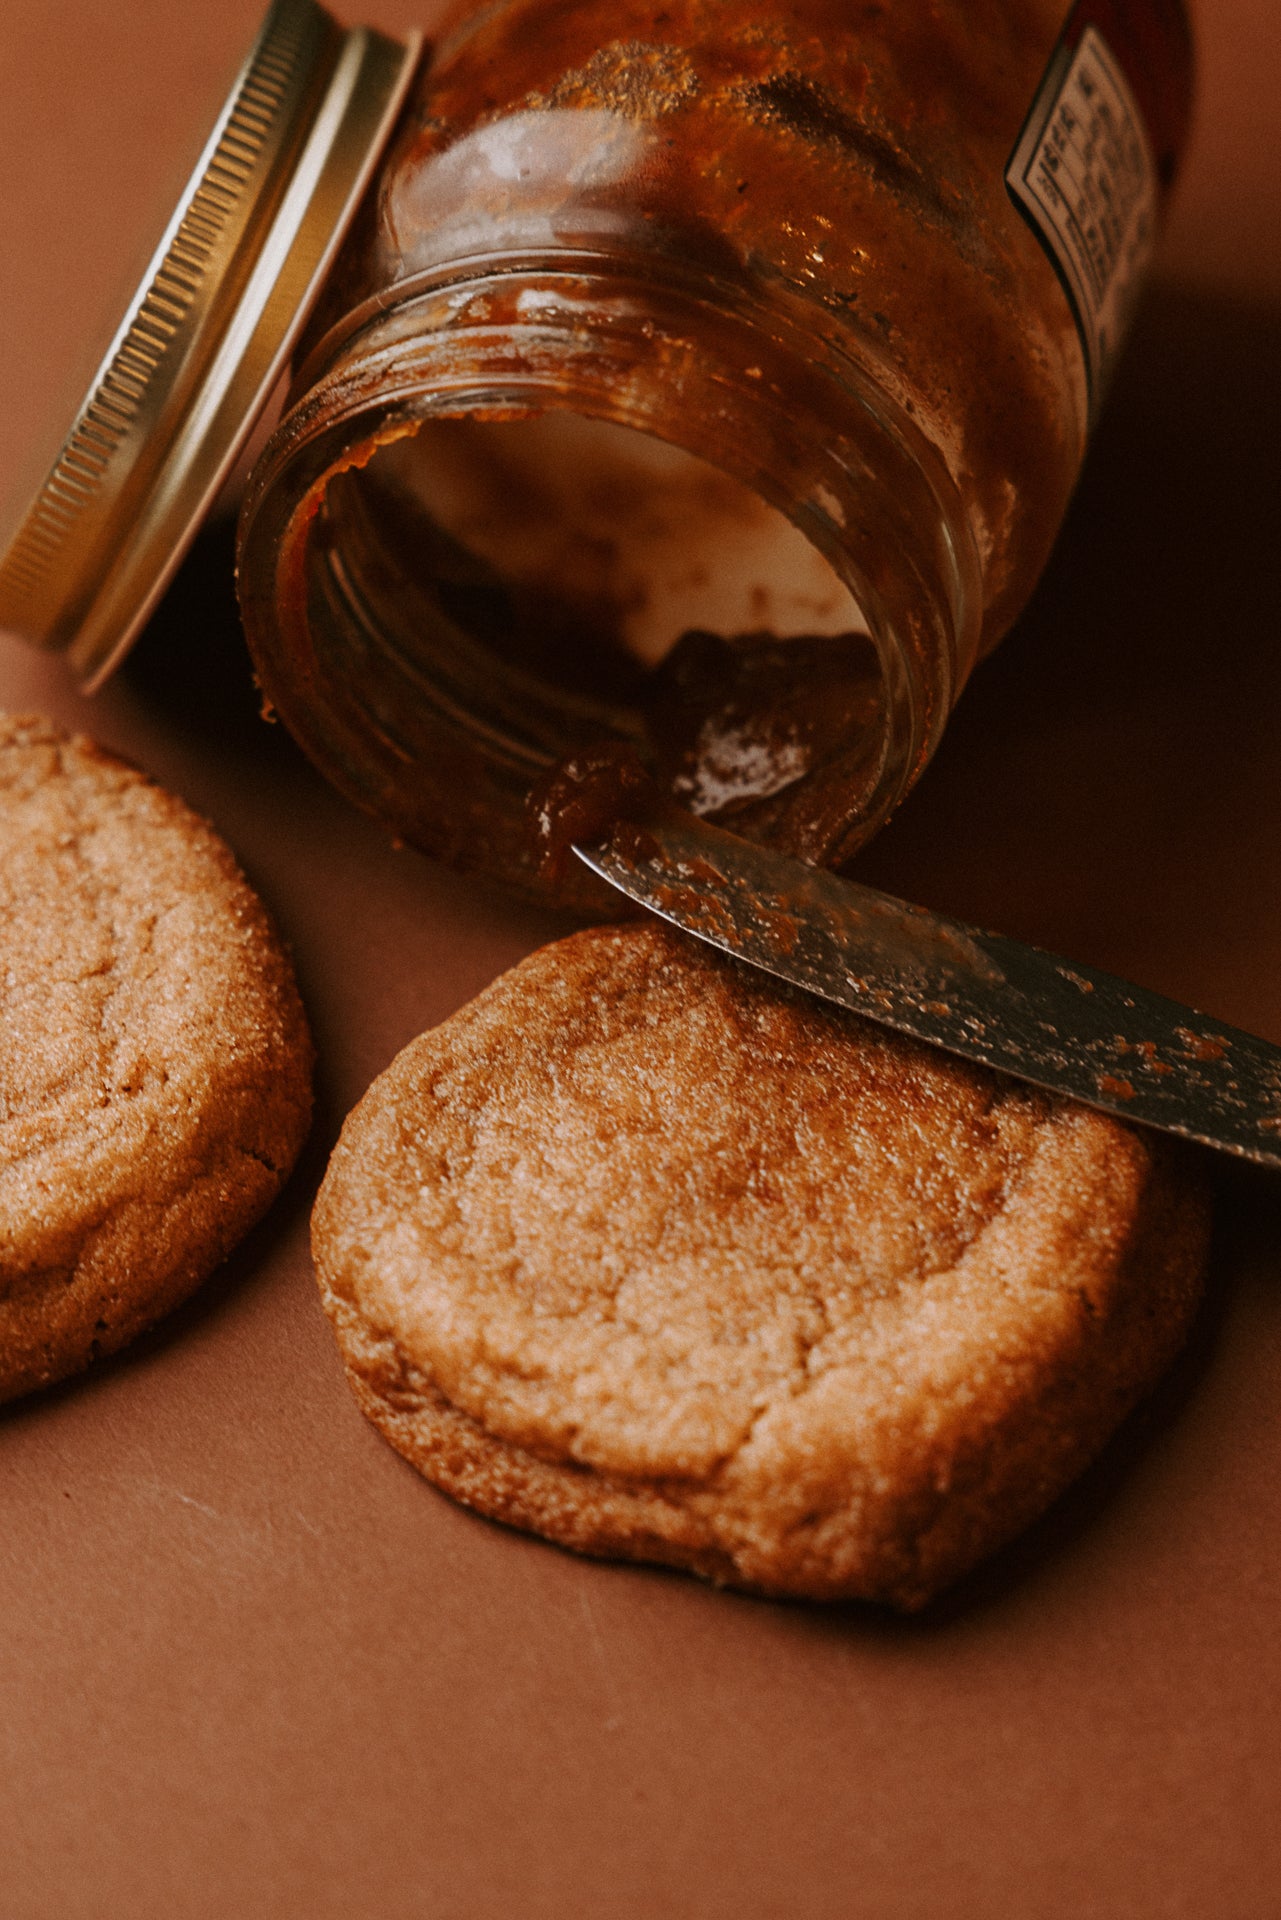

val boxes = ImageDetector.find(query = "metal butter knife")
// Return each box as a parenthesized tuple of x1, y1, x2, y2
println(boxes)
(574, 815, 1281, 1171)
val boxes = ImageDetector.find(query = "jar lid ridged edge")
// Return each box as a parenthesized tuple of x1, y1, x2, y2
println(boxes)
(0, 0, 420, 686)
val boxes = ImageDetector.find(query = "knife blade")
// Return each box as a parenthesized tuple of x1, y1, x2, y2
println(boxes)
(574, 816, 1281, 1170)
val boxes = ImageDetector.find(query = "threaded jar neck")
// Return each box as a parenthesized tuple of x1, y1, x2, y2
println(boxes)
(238, 253, 981, 903)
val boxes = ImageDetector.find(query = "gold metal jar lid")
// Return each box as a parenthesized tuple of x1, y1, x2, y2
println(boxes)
(0, 0, 419, 687)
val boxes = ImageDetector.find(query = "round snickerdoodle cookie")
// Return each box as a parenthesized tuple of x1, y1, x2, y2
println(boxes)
(0, 714, 312, 1402)
(313, 922, 1209, 1610)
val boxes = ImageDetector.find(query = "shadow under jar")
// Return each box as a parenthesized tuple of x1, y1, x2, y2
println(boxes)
(237, 0, 1192, 907)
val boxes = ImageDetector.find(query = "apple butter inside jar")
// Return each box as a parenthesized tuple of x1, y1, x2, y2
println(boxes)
(237, 0, 1192, 905)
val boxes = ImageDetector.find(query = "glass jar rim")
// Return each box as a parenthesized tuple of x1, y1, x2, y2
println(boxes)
(238, 252, 983, 900)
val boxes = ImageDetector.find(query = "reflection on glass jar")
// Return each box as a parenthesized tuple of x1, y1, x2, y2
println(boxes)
(238, 0, 1192, 904)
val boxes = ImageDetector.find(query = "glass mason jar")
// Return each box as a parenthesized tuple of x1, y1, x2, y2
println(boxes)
(236, 0, 1192, 907)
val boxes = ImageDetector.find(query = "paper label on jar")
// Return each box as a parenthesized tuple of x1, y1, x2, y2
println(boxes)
(1007, 19, 1159, 414)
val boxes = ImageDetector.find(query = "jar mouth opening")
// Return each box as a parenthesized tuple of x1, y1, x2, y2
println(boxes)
(325, 406, 890, 840)
(239, 259, 979, 902)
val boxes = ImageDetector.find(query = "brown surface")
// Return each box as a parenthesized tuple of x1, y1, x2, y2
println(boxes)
(1, 0, 1280, 1913)
(315, 922, 1209, 1610)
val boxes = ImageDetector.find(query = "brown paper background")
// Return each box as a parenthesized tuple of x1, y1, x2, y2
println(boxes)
(2, 3, 1280, 1914)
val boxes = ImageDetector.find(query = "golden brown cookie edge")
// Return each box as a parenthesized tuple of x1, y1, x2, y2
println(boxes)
(312, 925, 1210, 1609)
(0, 716, 314, 1402)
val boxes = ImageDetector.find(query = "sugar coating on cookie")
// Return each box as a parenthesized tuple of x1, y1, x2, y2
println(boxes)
(314, 923, 1209, 1609)
(0, 714, 313, 1402)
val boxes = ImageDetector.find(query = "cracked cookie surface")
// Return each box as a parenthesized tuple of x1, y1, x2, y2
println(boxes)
(314, 922, 1208, 1609)
(0, 714, 313, 1402)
